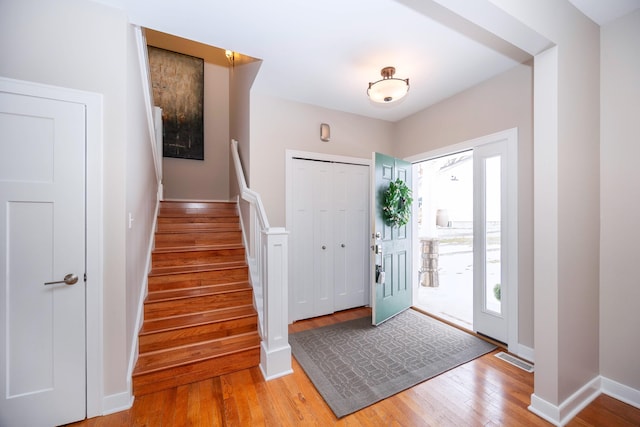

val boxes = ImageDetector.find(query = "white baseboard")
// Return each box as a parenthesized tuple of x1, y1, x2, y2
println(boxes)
(514, 343, 534, 363)
(601, 376, 640, 409)
(260, 342, 293, 381)
(529, 394, 562, 426)
(102, 390, 134, 415)
(529, 375, 640, 426)
(529, 376, 600, 426)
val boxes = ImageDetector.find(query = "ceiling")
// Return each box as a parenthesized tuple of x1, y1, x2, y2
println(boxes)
(97, 0, 640, 122)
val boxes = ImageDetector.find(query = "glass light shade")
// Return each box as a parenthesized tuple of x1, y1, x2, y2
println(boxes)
(367, 78, 409, 103)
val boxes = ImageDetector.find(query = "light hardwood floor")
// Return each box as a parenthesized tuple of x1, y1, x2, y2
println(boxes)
(68, 307, 640, 426)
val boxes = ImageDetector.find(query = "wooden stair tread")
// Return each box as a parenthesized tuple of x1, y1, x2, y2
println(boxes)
(149, 261, 247, 276)
(146, 281, 251, 303)
(133, 332, 260, 375)
(155, 225, 241, 233)
(139, 305, 257, 335)
(152, 243, 243, 254)
(158, 213, 238, 219)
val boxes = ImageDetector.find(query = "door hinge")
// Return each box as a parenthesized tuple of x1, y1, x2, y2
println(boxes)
(84, 273, 87, 282)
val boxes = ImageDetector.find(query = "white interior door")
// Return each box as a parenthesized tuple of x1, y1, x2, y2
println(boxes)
(473, 140, 510, 343)
(0, 91, 86, 426)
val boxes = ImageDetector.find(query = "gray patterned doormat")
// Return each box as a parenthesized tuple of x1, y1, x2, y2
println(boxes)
(289, 309, 496, 418)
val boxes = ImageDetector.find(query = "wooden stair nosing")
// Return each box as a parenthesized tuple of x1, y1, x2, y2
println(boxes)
(151, 251, 246, 269)
(152, 231, 243, 245)
(147, 268, 250, 291)
(146, 281, 251, 302)
(139, 304, 257, 335)
(149, 261, 247, 277)
(134, 331, 261, 375)
(155, 225, 241, 233)
(154, 226, 242, 235)
(157, 212, 239, 219)
(158, 208, 238, 216)
(152, 243, 244, 254)
(143, 290, 254, 320)
(138, 316, 258, 354)
(132, 348, 260, 396)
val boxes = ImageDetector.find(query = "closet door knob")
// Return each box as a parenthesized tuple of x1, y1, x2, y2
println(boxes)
(322, 245, 326, 250)
(341, 243, 345, 248)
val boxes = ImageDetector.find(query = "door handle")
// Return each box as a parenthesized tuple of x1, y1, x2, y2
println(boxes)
(44, 273, 78, 286)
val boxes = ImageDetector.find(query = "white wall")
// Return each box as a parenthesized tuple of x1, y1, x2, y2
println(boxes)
(394, 62, 534, 350)
(162, 62, 230, 201)
(249, 94, 395, 226)
(0, 0, 154, 407)
(124, 24, 159, 388)
(0, 0, 128, 398)
(600, 9, 640, 391)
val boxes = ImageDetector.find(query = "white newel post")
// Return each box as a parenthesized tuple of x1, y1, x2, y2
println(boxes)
(259, 228, 293, 380)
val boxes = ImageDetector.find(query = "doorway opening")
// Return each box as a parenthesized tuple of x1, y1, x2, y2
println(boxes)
(413, 150, 475, 330)
(411, 135, 512, 345)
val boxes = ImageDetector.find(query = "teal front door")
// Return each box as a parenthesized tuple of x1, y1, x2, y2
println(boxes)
(372, 152, 413, 325)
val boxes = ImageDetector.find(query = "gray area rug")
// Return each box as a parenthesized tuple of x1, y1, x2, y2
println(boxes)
(289, 309, 496, 418)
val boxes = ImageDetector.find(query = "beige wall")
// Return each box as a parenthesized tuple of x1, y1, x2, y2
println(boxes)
(249, 94, 395, 226)
(600, 9, 640, 391)
(490, 0, 601, 407)
(0, 0, 131, 398)
(394, 62, 534, 350)
(162, 62, 230, 200)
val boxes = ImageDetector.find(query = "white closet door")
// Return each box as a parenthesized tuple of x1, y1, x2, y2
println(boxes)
(291, 159, 333, 320)
(333, 163, 370, 311)
(291, 158, 369, 321)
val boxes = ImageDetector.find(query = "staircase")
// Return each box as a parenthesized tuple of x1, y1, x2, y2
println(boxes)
(132, 201, 260, 396)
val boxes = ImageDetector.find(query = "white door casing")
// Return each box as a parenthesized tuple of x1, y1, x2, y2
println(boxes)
(0, 91, 86, 425)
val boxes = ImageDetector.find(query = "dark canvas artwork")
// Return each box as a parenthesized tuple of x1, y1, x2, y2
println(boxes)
(148, 46, 204, 160)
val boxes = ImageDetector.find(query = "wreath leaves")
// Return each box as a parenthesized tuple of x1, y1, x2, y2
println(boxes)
(382, 178, 413, 228)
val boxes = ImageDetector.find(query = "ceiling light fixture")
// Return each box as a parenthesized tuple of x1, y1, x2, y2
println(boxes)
(367, 66, 409, 103)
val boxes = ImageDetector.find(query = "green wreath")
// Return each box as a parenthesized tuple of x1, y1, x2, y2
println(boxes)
(382, 178, 413, 228)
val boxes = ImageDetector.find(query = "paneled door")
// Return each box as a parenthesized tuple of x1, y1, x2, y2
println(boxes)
(333, 162, 369, 311)
(290, 158, 369, 321)
(372, 152, 412, 325)
(0, 89, 86, 426)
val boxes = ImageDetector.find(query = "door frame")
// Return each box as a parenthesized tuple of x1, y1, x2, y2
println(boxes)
(285, 150, 371, 323)
(405, 128, 518, 351)
(0, 77, 104, 417)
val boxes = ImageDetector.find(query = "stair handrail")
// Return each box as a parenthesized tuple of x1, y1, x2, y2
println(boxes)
(231, 139, 292, 381)
(231, 140, 270, 230)
(134, 25, 163, 200)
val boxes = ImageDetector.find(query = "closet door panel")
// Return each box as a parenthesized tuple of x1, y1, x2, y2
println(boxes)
(291, 160, 316, 321)
(333, 164, 349, 310)
(334, 163, 370, 310)
(313, 161, 334, 317)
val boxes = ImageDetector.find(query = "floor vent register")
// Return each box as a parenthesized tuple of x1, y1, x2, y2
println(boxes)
(494, 351, 534, 373)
